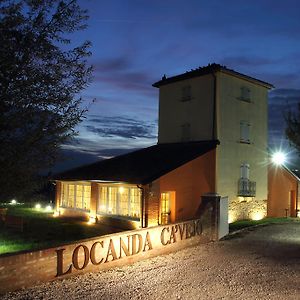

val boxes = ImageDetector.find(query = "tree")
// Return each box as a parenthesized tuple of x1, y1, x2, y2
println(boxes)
(0, 0, 93, 201)
(286, 103, 300, 153)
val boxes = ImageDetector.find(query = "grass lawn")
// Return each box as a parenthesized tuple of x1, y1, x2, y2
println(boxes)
(0, 205, 124, 255)
(229, 217, 300, 232)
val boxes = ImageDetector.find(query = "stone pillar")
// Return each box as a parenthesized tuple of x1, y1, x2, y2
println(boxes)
(55, 181, 61, 212)
(200, 193, 221, 241)
(90, 183, 98, 219)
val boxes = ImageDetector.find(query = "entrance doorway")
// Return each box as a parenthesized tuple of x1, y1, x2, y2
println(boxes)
(160, 192, 170, 225)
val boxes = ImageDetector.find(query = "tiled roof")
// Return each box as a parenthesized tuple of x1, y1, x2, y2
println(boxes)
(152, 63, 274, 89)
(54, 140, 219, 184)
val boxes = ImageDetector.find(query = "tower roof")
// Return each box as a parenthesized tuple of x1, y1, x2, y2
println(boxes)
(153, 63, 274, 89)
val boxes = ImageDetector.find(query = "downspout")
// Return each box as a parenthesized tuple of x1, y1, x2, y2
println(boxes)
(137, 185, 145, 228)
(211, 71, 217, 140)
(211, 72, 217, 193)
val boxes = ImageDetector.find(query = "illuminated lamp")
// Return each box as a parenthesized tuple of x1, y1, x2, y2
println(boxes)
(53, 211, 60, 217)
(271, 151, 286, 166)
(45, 205, 52, 211)
(10, 199, 17, 205)
(119, 187, 124, 194)
(250, 211, 265, 221)
(35, 203, 41, 209)
(88, 216, 97, 225)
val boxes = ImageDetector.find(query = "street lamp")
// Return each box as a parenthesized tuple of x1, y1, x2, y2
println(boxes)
(271, 151, 286, 166)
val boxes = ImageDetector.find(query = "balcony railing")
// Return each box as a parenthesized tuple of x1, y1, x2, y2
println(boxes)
(238, 179, 256, 197)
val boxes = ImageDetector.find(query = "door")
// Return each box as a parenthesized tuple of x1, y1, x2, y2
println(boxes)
(161, 192, 170, 225)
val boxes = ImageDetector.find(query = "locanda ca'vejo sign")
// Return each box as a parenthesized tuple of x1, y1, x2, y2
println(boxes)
(56, 219, 203, 277)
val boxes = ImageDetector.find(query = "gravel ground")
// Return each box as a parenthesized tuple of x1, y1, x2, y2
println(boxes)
(3, 223, 300, 300)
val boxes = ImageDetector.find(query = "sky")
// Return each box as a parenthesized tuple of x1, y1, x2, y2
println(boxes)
(53, 0, 300, 172)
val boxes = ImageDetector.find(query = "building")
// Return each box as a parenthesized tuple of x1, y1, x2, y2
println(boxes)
(153, 64, 273, 222)
(54, 63, 274, 226)
(54, 141, 218, 229)
(268, 164, 300, 217)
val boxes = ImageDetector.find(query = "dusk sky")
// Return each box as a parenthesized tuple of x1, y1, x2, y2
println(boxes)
(54, 0, 300, 172)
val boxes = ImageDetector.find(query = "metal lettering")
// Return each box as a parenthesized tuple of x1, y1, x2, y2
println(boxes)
(132, 234, 143, 255)
(161, 227, 170, 245)
(55, 248, 72, 277)
(72, 245, 89, 270)
(143, 232, 153, 251)
(105, 239, 118, 262)
(90, 241, 104, 265)
(119, 236, 130, 258)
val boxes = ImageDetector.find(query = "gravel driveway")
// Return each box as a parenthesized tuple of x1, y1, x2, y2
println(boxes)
(3, 223, 300, 300)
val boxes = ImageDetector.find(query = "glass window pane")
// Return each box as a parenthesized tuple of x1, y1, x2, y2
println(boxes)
(108, 187, 117, 214)
(76, 185, 83, 209)
(83, 185, 91, 210)
(99, 186, 107, 213)
(119, 187, 129, 216)
(68, 185, 75, 208)
(130, 188, 140, 218)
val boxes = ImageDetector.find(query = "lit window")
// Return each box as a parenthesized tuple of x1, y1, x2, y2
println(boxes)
(98, 185, 141, 219)
(67, 185, 75, 208)
(108, 187, 117, 214)
(76, 185, 83, 209)
(161, 192, 170, 225)
(240, 121, 250, 143)
(60, 182, 91, 211)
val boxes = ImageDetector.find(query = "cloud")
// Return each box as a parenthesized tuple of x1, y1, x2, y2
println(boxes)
(85, 115, 157, 139)
(220, 56, 275, 68)
(92, 57, 130, 73)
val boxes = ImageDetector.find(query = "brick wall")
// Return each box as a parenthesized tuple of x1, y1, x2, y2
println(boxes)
(0, 195, 220, 295)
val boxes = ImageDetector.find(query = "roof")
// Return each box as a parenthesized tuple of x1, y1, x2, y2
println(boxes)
(54, 140, 219, 184)
(283, 165, 300, 182)
(152, 63, 274, 89)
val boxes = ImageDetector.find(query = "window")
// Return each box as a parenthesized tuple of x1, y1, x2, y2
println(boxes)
(181, 122, 191, 142)
(161, 192, 170, 225)
(240, 86, 251, 102)
(181, 85, 191, 101)
(108, 187, 117, 214)
(60, 182, 91, 211)
(238, 163, 256, 197)
(98, 185, 141, 219)
(240, 163, 250, 179)
(240, 121, 250, 143)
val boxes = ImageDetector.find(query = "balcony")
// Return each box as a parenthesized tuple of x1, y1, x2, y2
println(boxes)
(238, 179, 256, 197)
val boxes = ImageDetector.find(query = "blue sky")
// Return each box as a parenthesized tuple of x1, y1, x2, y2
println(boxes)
(54, 0, 300, 171)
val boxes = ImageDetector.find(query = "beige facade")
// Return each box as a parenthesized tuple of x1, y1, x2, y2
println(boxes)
(155, 65, 272, 222)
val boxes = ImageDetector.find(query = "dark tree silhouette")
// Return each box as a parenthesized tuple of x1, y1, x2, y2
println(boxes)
(286, 104, 300, 152)
(0, 0, 93, 201)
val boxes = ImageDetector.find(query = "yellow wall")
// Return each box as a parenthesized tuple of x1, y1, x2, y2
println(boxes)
(158, 74, 215, 143)
(216, 72, 268, 221)
(157, 71, 269, 221)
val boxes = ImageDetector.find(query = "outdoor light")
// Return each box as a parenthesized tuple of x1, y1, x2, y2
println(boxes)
(45, 205, 52, 211)
(271, 151, 286, 166)
(53, 211, 60, 217)
(88, 216, 97, 225)
(250, 211, 265, 221)
(35, 203, 41, 209)
(10, 199, 17, 205)
(119, 186, 124, 194)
